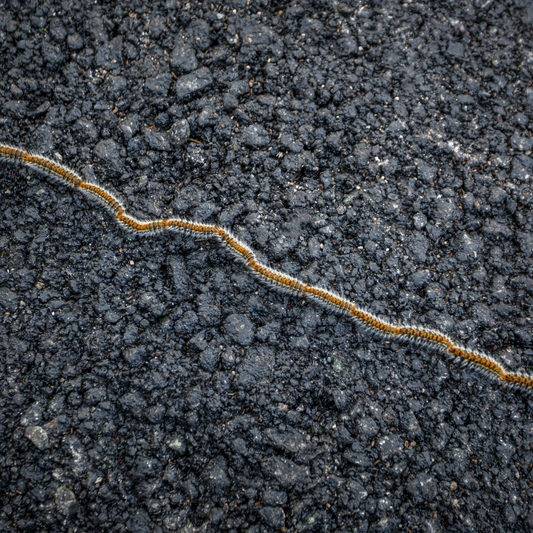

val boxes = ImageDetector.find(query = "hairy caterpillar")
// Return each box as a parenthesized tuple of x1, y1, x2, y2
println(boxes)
(1, 143, 531, 392)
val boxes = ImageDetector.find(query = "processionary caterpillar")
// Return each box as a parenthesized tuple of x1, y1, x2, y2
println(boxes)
(1, 143, 532, 392)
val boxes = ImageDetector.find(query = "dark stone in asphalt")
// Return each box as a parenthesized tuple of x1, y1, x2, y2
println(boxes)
(174, 67, 213, 100)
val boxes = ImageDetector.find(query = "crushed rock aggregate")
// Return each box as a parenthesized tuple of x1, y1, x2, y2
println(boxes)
(1, 0, 533, 532)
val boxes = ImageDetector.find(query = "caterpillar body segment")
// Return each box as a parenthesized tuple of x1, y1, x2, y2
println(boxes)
(1, 143, 532, 393)
(0, 145, 79, 187)
(78, 182, 124, 214)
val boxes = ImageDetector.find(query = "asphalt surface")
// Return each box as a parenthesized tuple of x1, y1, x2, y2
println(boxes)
(1, 0, 533, 531)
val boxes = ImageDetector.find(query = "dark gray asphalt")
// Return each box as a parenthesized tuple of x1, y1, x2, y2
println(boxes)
(1, 1, 533, 531)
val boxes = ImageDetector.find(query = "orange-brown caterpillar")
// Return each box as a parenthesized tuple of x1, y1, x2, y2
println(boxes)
(1, 143, 532, 392)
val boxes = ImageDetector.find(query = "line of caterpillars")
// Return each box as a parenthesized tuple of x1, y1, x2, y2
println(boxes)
(1, 143, 532, 392)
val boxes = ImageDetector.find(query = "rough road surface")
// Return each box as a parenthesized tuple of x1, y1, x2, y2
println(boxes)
(1, 1, 533, 532)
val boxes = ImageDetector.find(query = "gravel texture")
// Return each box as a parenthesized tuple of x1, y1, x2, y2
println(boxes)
(1, 1, 533, 531)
